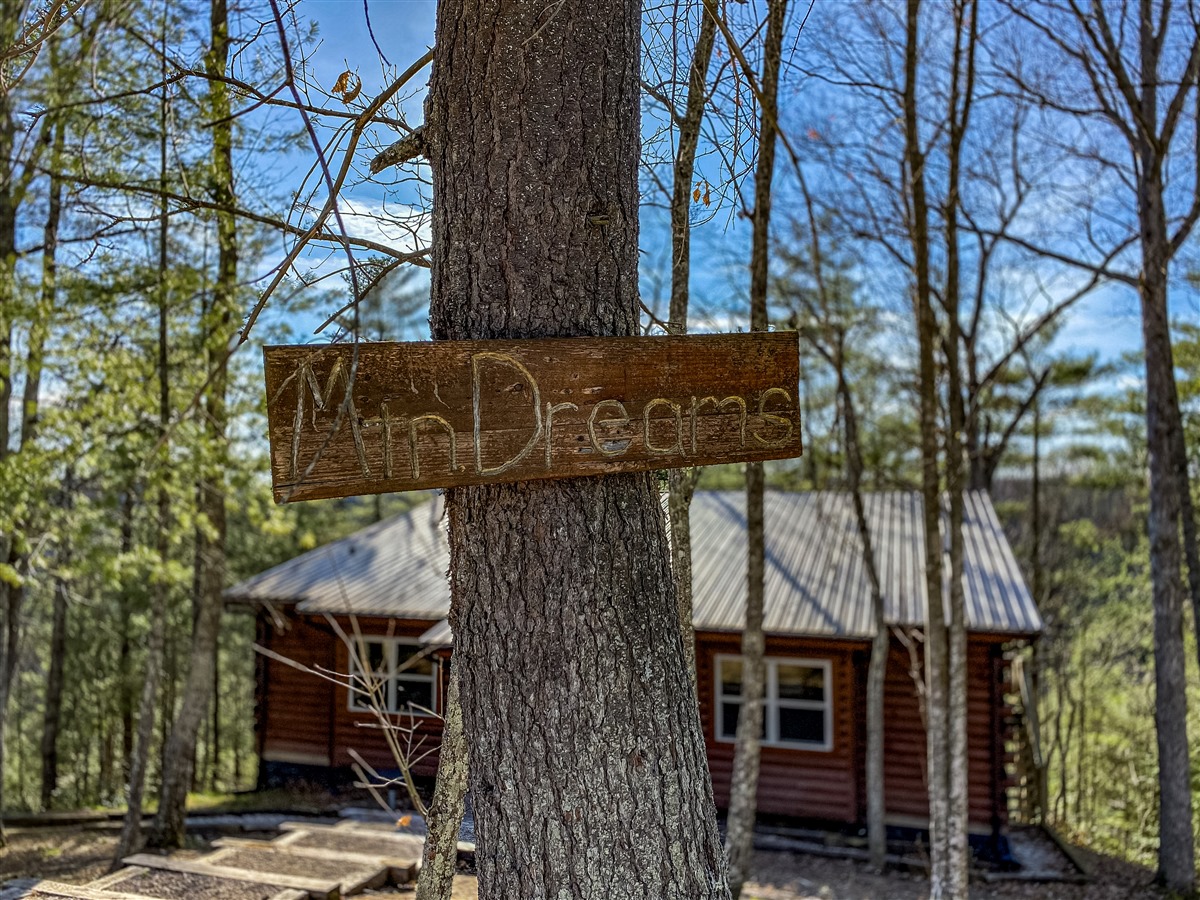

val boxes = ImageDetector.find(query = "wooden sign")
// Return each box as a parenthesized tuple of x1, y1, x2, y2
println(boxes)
(263, 333, 802, 502)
